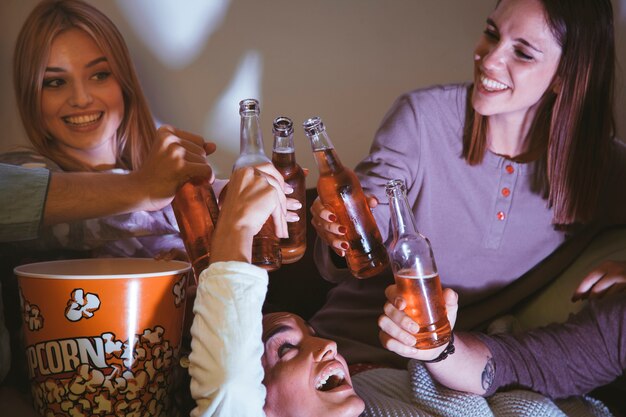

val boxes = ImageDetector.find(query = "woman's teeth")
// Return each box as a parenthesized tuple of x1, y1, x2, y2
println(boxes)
(480, 75, 508, 91)
(64, 113, 102, 125)
(316, 368, 346, 391)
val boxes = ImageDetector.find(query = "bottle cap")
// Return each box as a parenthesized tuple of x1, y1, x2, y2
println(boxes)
(273, 116, 293, 137)
(302, 116, 325, 136)
(239, 98, 260, 115)
(385, 179, 407, 196)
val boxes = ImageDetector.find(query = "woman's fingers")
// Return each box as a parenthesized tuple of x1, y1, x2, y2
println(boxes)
(203, 142, 217, 155)
(442, 288, 459, 329)
(286, 197, 302, 222)
(379, 288, 420, 356)
(253, 163, 289, 192)
(379, 303, 418, 345)
(251, 167, 289, 239)
(383, 300, 419, 334)
(378, 329, 420, 359)
(160, 125, 206, 147)
(154, 125, 215, 182)
(573, 260, 626, 301)
(310, 197, 348, 254)
(365, 194, 379, 209)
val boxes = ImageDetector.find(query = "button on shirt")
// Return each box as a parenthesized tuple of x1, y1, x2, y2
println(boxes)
(484, 159, 520, 248)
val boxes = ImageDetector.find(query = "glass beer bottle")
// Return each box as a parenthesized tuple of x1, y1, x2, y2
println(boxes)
(234, 98, 282, 271)
(172, 177, 220, 282)
(303, 116, 388, 278)
(172, 177, 220, 345)
(386, 179, 451, 349)
(272, 116, 306, 263)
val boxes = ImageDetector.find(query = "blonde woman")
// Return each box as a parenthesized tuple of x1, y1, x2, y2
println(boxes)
(3, 0, 214, 258)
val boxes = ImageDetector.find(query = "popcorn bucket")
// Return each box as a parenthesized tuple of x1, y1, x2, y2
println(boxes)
(14, 258, 191, 417)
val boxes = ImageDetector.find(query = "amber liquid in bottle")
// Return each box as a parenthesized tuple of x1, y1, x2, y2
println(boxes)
(171, 176, 220, 345)
(272, 116, 306, 264)
(394, 270, 451, 348)
(386, 179, 450, 349)
(314, 148, 388, 278)
(272, 150, 307, 263)
(171, 177, 220, 281)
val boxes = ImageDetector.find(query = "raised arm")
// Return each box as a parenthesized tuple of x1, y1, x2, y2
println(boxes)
(188, 164, 296, 417)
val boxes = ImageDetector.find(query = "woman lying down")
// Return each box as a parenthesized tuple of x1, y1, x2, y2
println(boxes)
(188, 165, 625, 417)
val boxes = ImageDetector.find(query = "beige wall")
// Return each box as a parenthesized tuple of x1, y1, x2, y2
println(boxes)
(1, 0, 624, 187)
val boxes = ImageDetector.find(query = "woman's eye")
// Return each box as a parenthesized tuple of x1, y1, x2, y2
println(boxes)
(515, 49, 533, 61)
(483, 29, 498, 41)
(278, 342, 296, 358)
(92, 71, 111, 81)
(43, 78, 64, 88)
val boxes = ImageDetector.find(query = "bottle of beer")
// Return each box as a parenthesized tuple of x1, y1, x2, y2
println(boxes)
(234, 99, 282, 271)
(171, 177, 220, 282)
(171, 176, 220, 347)
(386, 179, 451, 349)
(272, 116, 306, 264)
(302, 116, 388, 278)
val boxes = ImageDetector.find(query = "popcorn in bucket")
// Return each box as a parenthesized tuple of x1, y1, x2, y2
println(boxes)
(15, 258, 190, 417)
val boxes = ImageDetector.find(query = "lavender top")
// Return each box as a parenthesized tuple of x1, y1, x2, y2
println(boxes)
(311, 84, 626, 366)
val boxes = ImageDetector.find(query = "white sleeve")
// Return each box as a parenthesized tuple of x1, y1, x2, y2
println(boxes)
(189, 261, 268, 417)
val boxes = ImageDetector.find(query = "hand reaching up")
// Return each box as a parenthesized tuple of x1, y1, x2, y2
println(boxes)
(210, 164, 299, 264)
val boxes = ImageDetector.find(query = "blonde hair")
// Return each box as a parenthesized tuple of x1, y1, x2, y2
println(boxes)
(13, 0, 156, 171)
(462, 0, 615, 225)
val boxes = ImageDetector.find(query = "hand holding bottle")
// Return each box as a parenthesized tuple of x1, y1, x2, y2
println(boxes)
(310, 194, 379, 257)
(234, 99, 282, 271)
(385, 179, 451, 347)
(303, 116, 388, 278)
(211, 164, 298, 264)
(381, 284, 496, 397)
(378, 285, 459, 361)
(135, 125, 216, 212)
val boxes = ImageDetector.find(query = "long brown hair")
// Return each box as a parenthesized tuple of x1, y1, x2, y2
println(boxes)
(463, 0, 615, 225)
(13, 0, 156, 171)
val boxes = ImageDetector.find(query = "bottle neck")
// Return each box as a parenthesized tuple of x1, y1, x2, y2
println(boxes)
(305, 128, 345, 174)
(272, 148, 296, 170)
(388, 184, 419, 240)
(236, 113, 270, 168)
(306, 128, 335, 153)
(272, 133, 295, 154)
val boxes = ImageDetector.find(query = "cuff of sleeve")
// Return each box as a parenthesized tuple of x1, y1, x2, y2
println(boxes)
(473, 332, 505, 397)
(313, 236, 353, 284)
(0, 165, 49, 242)
(199, 261, 268, 285)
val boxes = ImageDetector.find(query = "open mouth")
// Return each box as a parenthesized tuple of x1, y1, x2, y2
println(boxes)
(63, 112, 103, 127)
(315, 367, 346, 392)
(479, 74, 509, 92)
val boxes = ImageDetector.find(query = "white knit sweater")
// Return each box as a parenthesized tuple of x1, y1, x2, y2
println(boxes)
(353, 361, 612, 417)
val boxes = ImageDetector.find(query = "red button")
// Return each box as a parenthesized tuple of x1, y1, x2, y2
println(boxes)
(497, 211, 506, 221)
(505, 165, 514, 174)
(502, 187, 510, 197)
